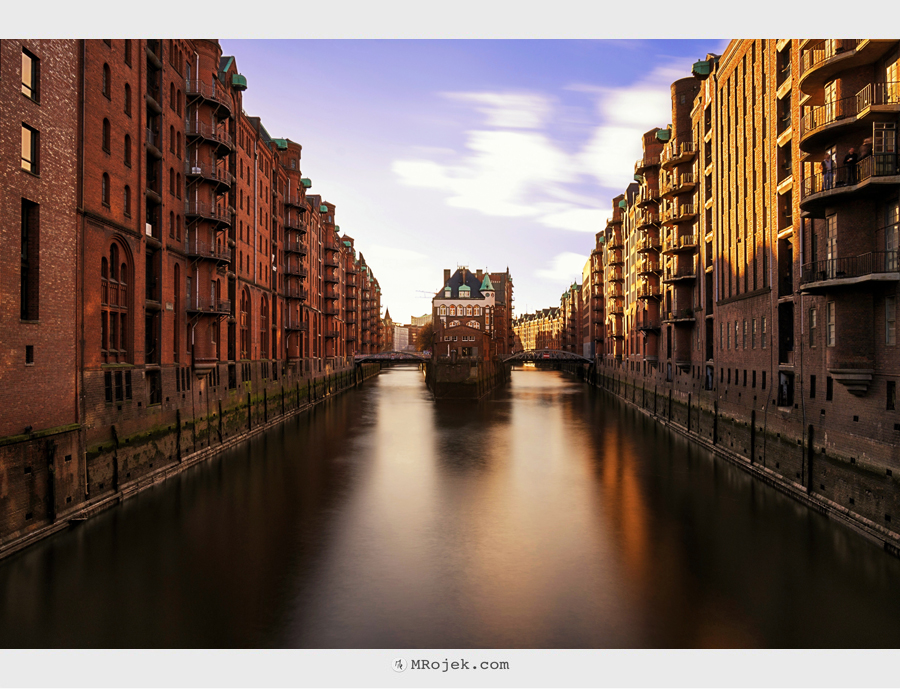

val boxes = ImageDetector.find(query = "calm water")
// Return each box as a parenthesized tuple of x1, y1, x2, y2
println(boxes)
(3, 366, 900, 648)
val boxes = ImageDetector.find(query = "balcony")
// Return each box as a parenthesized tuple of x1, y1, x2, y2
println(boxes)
(661, 203, 697, 225)
(799, 40, 896, 91)
(606, 284, 624, 299)
(661, 172, 696, 198)
(324, 330, 339, 339)
(660, 140, 697, 169)
(606, 215, 623, 228)
(186, 296, 231, 315)
(800, 250, 899, 292)
(634, 155, 660, 174)
(663, 233, 699, 254)
(324, 306, 339, 316)
(607, 230, 624, 249)
(606, 268, 624, 283)
(608, 250, 625, 266)
(799, 154, 900, 214)
(325, 257, 340, 269)
(185, 79, 232, 115)
(324, 271, 339, 284)
(608, 324, 625, 339)
(284, 211, 306, 234)
(285, 286, 307, 301)
(636, 210, 660, 230)
(184, 238, 232, 263)
(145, 128, 162, 158)
(636, 314, 661, 331)
(284, 239, 307, 255)
(283, 263, 307, 278)
(637, 186, 660, 207)
(637, 258, 661, 275)
(284, 193, 305, 209)
(184, 201, 233, 227)
(185, 161, 234, 190)
(663, 264, 697, 283)
(800, 82, 900, 148)
(184, 120, 234, 155)
(285, 319, 309, 332)
(607, 298, 624, 316)
(636, 232, 661, 253)
(637, 283, 661, 300)
(662, 308, 696, 324)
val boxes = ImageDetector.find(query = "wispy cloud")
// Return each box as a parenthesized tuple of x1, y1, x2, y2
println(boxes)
(442, 91, 553, 129)
(536, 252, 589, 284)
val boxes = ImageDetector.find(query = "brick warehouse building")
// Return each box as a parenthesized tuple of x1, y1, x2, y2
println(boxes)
(0, 39, 384, 555)
(586, 39, 900, 551)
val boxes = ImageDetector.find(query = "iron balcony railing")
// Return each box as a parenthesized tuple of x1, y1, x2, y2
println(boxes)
(638, 259, 661, 274)
(184, 201, 233, 224)
(283, 264, 307, 278)
(185, 79, 232, 112)
(800, 250, 899, 285)
(324, 306, 339, 316)
(664, 233, 699, 253)
(801, 154, 900, 199)
(145, 128, 162, 151)
(284, 319, 309, 331)
(185, 161, 234, 187)
(607, 230, 624, 248)
(184, 238, 232, 262)
(637, 315, 661, 330)
(184, 120, 234, 149)
(637, 283, 660, 299)
(284, 193, 305, 208)
(661, 140, 697, 166)
(284, 286, 308, 300)
(637, 210, 659, 229)
(665, 308, 696, 321)
(608, 250, 625, 265)
(284, 239, 307, 254)
(800, 82, 900, 137)
(799, 39, 862, 78)
(664, 264, 697, 281)
(634, 155, 660, 172)
(662, 172, 695, 195)
(186, 296, 231, 314)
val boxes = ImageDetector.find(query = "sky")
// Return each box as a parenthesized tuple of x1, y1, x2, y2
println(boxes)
(220, 39, 729, 324)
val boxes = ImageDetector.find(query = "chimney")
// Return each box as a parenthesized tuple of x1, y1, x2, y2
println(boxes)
(476, 269, 483, 281)
(444, 269, 451, 285)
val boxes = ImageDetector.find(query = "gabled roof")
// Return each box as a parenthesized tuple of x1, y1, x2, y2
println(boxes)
(480, 274, 495, 291)
(436, 268, 486, 300)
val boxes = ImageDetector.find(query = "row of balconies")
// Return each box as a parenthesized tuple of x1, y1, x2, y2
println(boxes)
(800, 82, 900, 143)
(800, 250, 899, 291)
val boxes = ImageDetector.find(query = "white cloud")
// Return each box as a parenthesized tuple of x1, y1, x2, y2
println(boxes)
(536, 252, 589, 284)
(537, 207, 610, 234)
(442, 91, 553, 129)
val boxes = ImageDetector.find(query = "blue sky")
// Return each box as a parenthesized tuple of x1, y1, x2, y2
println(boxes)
(222, 39, 729, 323)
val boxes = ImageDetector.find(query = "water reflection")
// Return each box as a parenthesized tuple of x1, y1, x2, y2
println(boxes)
(1, 366, 900, 648)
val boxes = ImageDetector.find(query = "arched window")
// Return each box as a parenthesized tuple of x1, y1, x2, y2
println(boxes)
(466, 305, 473, 316)
(176, 132, 182, 158)
(169, 167, 175, 195)
(101, 173, 109, 206)
(124, 39, 132, 67)
(102, 118, 110, 152)
(439, 305, 446, 316)
(101, 242, 129, 362)
(176, 172, 181, 198)
(176, 90, 182, 116)
(102, 63, 110, 97)
(176, 214, 182, 241)
(449, 305, 456, 316)
(124, 134, 131, 166)
(124, 83, 131, 116)
(169, 211, 175, 238)
(474, 306, 481, 316)
(260, 296, 269, 358)
(169, 83, 175, 110)
(240, 289, 251, 359)
(124, 185, 131, 217)
(169, 125, 175, 153)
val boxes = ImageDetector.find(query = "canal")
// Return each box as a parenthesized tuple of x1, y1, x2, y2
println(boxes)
(2, 366, 900, 648)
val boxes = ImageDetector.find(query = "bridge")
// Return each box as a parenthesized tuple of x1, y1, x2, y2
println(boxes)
(355, 351, 428, 365)
(503, 349, 593, 364)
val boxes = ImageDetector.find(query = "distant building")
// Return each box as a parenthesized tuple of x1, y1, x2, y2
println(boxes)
(433, 267, 509, 361)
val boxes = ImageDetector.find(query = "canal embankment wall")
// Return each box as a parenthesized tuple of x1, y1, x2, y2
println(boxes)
(567, 363, 900, 556)
(0, 363, 381, 562)
(425, 358, 511, 399)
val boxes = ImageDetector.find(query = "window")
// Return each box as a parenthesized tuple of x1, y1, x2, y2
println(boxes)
(124, 134, 132, 167)
(169, 125, 175, 153)
(735, 321, 740, 349)
(21, 124, 39, 174)
(124, 185, 131, 217)
(124, 83, 131, 116)
(826, 302, 835, 346)
(102, 118, 110, 152)
(240, 289, 251, 359)
(889, 381, 897, 411)
(762, 316, 767, 349)
(102, 63, 110, 98)
(20, 199, 39, 321)
(752, 318, 757, 349)
(743, 320, 748, 348)
(826, 376, 833, 401)
(176, 215, 181, 241)
(169, 167, 175, 195)
(810, 375, 816, 398)
(170, 83, 175, 111)
(809, 307, 817, 346)
(124, 39, 132, 66)
(101, 173, 110, 206)
(101, 242, 129, 362)
(169, 211, 175, 238)
(21, 49, 39, 101)
(887, 296, 897, 346)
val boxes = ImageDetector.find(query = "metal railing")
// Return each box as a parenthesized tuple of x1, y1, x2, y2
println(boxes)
(184, 120, 234, 149)
(284, 239, 307, 254)
(800, 250, 899, 285)
(802, 154, 899, 198)
(184, 238, 232, 262)
(283, 264, 307, 277)
(185, 161, 234, 186)
(801, 83, 900, 136)
(638, 259, 661, 273)
(284, 286, 308, 300)
(284, 319, 309, 331)
(635, 155, 660, 172)
(665, 308, 696, 320)
(637, 283, 660, 299)
(799, 39, 862, 78)
(184, 201, 233, 224)
(636, 315, 660, 330)
(661, 140, 697, 165)
(664, 265, 696, 281)
(186, 296, 231, 314)
(185, 79, 232, 111)
(284, 193, 305, 208)
(607, 230, 624, 248)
